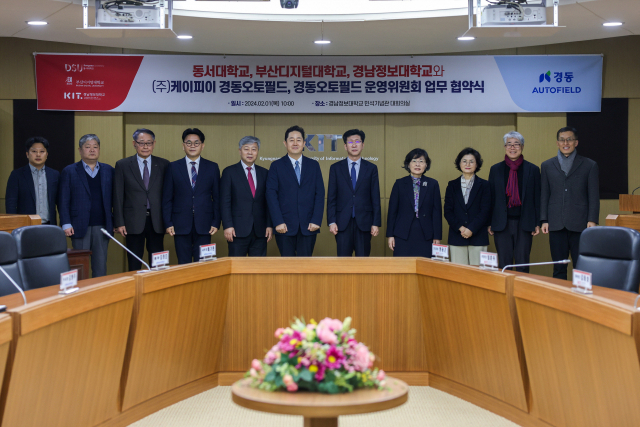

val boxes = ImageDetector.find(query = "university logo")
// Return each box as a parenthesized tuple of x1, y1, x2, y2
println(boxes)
(304, 134, 342, 152)
(539, 71, 551, 83)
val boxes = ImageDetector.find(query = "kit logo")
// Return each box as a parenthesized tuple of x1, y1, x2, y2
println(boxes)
(539, 71, 551, 83)
(304, 134, 342, 152)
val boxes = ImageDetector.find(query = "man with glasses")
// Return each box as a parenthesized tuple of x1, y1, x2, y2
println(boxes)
(541, 126, 599, 279)
(113, 128, 170, 271)
(327, 129, 381, 257)
(488, 131, 541, 272)
(162, 128, 220, 264)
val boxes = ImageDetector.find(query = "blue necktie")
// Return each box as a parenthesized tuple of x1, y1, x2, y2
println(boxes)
(191, 161, 197, 189)
(295, 161, 301, 184)
(351, 162, 357, 217)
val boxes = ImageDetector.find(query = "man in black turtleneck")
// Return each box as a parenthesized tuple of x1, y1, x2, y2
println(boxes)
(540, 126, 600, 280)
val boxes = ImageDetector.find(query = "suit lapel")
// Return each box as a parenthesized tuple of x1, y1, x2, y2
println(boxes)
(45, 167, 55, 205)
(128, 156, 146, 191)
(520, 161, 529, 202)
(419, 176, 429, 209)
(179, 158, 193, 190)
(341, 159, 354, 191)
(465, 177, 481, 208)
(496, 162, 506, 199)
(354, 160, 366, 192)
(566, 155, 584, 178)
(148, 156, 163, 192)
(454, 177, 466, 208)
(22, 166, 36, 204)
(76, 161, 90, 195)
(552, 157, 563, 175)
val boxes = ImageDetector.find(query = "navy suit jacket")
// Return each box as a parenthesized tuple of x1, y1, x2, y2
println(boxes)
(327, 159, 381, 231)
(5, 165, 59, 225)
(162, 158, 221, 235)
(386, 175, 442, 241)
(488, 160, 541, 233)
(444, 176, 491, 247)
(58, 161, 114, 239)
(220, 162, 271, 239)
(266, 155, 325, 237)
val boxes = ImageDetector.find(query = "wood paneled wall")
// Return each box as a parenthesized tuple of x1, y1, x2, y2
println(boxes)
(1, 36, 639, 275)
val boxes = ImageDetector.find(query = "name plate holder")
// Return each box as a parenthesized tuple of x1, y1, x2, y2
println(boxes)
(431, 244, 450, 262)
(151, 251, 170, 271)
(59, 269, 79, 295)
(199, 243, 217, 262)
(479, 251, 499, 271)
(571, 269, 593, 295)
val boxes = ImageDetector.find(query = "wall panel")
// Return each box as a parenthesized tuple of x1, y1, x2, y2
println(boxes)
(0, 100, 13, 205)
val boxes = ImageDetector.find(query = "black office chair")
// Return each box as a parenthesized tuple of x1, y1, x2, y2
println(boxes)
(576, 226, 640, 293)
(0, 231, 25, 296)
(12, 225, 70, 290)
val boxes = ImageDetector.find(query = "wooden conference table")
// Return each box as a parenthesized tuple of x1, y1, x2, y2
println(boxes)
(0, 258, 637, 427)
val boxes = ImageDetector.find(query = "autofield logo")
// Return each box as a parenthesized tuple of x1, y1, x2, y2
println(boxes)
(533, 70, 581, 94)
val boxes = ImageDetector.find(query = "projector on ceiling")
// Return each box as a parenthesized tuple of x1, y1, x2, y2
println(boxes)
(481, 3, 547, 26)
(96, 5, 162, 27)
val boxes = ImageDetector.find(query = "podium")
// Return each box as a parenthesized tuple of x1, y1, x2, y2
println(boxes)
(0, 214, 41, 233)
(605, 194, 640, 232)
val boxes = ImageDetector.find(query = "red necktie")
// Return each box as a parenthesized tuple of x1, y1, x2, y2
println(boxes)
(247, 167, 256, 198)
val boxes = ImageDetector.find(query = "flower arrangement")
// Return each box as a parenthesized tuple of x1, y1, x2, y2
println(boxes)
(246, 317, 386, 394)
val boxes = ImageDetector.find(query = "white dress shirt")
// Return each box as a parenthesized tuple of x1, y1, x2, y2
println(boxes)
(348, 157, 361, 181)
(288, 155, 303, 175)
(137, 155, 152, 179)
(241, 160, 257, 188)
(186, 156, 201, 177)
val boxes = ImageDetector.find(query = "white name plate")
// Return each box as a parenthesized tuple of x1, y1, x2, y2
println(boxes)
(572, 269, 593, 295)
(152, 251, 170, 268)
(432, 243, 449, 260)
(200, 243, 217, 261)
(59, 269, 79, 295)
(480, 251, 499, 270)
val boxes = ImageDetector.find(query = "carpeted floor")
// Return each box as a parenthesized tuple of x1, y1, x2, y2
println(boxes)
(129, 386, 519, 427)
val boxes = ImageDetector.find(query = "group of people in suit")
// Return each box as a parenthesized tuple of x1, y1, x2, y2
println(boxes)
(5, 125, 598, 281)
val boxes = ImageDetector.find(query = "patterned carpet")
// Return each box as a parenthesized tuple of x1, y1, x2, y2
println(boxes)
(130, 386, 519, 427)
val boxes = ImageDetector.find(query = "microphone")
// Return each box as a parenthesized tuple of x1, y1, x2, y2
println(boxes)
(632, 186, 640, 195)
(100, 228, 152, 273)
(502, 259, 571, 273)
(0, 266, 27, 305)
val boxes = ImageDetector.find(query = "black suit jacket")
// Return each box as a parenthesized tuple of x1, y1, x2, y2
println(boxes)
(5, 165, 59, 225)
(327, 159, 381, 231)
(488, 160, 541, 233)
(386, 175, 442, 241)
(444, 176, 491, 247)
(113, 155, 169, 235)
(540, 154, 599, 232)
(220, 162, 271, 238)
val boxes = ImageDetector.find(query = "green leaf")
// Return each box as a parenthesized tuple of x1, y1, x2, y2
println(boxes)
(299, 369, 313, 382)
(264, 370, 276, 383)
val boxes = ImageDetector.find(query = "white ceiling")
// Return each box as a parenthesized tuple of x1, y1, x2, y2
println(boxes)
(0, 0, 637, 55)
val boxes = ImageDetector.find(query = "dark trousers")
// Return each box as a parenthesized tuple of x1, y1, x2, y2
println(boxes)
(336, 217, 372, 257)
(175, 222, 211, 264)
(549, 228, 581, 280)
(275, 228, 317, 256)
(494, 218, 533, 272)
(228, 226, 268, 257)
(393, 218, 432, 258)
(125, 215, 165, 271)
(71, 225, 109, 278)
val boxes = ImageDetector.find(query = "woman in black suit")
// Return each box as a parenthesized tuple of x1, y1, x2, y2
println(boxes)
(387, 148, 442, 257)
(444, 148, 491, 265)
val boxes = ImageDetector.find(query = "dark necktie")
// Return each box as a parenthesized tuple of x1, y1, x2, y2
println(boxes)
(143, 160, 150, 209)
(351, 162, 357, 217)
(191, 161, 197, 189)
(247, 167, 256, 198)
(294, 161, 301, 184)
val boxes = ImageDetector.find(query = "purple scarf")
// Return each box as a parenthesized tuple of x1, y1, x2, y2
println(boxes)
(505, 155, 523, 208)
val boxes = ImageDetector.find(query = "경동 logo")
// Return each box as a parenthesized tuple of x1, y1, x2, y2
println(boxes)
(539, 71, 551, 83)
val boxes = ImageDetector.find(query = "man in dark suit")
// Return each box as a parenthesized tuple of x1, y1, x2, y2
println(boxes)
(5, 137, 58, 225)
(488, 131, 541, 272)
(163, 128, 221, 264)
(541, 126, 600, 279)
(266, 125, 325, 256)
(113, 128, 170, 271)
(327, 129, 381, 257)
(58, 134, 113, 277)
(221, 136, 273, 257)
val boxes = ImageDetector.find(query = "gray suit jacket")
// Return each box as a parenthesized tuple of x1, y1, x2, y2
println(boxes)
(540, 154, 599, 232)
(113, 155, 170, 235)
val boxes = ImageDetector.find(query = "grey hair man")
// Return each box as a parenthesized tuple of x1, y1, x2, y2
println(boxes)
(113, 128, 170, 271)
(487, 130, 541, 272)
(220, 136, 273, 257)
(58, 134, 114, 277)
(541, 126, 599, 280)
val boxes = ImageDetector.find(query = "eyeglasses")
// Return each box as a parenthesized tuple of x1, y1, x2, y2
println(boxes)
(410, 159, 426, 165)
(347, 140, 362, 145)
(557, 138, 576, 143)
(184, 141, 202, 147)
(505, 143, 522, 149)
(135, 142, 154, 148)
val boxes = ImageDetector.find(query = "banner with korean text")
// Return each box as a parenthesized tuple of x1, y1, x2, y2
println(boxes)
(35, 53, 603, 113)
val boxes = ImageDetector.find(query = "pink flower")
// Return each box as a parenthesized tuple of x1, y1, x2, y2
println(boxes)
(319, 317, 343, 332)
(283, 374, 294, 386)
(306, 323, 316, 330)
(316, 325, 338, 345)
(250, 368, 258, 378)
(379, 380, 386, 388)
(377, 370, 385, 381)
(274, 328, 285, 338)
(286, 382, 299, 392)
(264, 351, 277, 365)
(315, 365, 326, 381)
(279, 330, 303, 352)
(353, 344, 371, 372)
(323, 345, 345, 370)
(251, 359, 262, 371)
